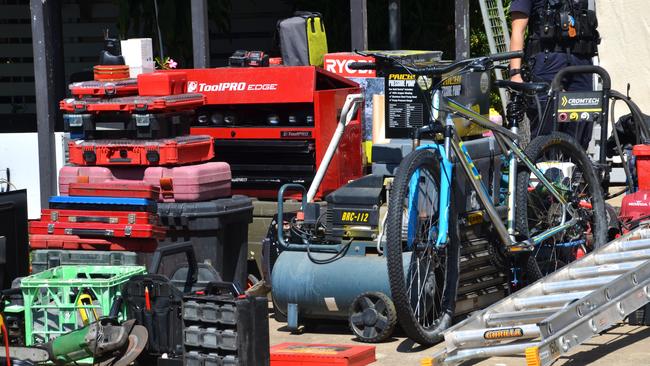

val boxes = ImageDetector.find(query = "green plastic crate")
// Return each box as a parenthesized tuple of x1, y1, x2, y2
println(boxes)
(20, 265, 146, 345)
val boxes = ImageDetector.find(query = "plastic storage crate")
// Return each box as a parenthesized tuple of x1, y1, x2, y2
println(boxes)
(20, 265, 146, 345)
(151, 195, 253, 289)
(30, 250, 138, 274)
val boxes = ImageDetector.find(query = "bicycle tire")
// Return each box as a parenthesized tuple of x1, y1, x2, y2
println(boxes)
(515, 132, 607, 283)
(386, 149, 460, 345)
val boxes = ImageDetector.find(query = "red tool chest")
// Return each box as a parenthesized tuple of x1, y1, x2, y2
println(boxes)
(29, 221, 166, 239)
(186, 66, 363, 200)
(68, 182, 160, 200)
(138, 71, 188, 96)
(29, 234, 158, 252)
(69, 79, 139, 97)
(68, 135, 214, 166)
(60, 93, 205, 114)
(40, 209, 158, 226)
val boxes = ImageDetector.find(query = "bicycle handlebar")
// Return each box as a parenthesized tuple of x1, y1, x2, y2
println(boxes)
(350, 50, 524, 76)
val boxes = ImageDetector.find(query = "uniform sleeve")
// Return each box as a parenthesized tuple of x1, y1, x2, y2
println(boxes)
(510, 0, 532, 16)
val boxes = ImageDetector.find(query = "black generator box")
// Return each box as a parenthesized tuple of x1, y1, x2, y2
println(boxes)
(325, 174, 385, 242)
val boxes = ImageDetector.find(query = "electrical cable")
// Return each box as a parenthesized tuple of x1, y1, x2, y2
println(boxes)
(1, 315, 10, 366)
(610, 97, 634, 194)
(152, 0, 164, 59)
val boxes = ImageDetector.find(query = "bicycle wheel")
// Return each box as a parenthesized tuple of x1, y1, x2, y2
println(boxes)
(515, 132, 606, 282)
(385, 149, 460, 345)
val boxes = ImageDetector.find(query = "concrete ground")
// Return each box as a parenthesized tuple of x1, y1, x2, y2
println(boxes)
(269, 315, 650, 365)
(268, 193, 641, 365)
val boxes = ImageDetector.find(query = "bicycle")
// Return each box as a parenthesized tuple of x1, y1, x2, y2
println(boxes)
(350, 51, 607, 345)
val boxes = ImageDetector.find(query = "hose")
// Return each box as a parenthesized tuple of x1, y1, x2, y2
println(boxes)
(1, 315, 10, 366)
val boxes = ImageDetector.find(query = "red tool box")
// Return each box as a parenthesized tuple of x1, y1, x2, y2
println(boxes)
(60, 93, 205, 114)
(59, 162, 232, 202)
(40, 209, 158, 226)
(29, 221, 166, 239)
(186, 66, 363, 200)
(69, 79, 139, 98)
(270, 343, 375, 366)
(29, 234, 158, 252)
(138, 71, 188, 96)
(68, 182, 160, 200)
(68, 135, 214, 166)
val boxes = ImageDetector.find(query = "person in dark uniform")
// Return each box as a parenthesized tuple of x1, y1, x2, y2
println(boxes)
(509, 0, 600, 148)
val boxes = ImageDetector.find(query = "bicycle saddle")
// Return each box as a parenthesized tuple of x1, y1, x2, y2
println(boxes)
(494, 79, 549, 94)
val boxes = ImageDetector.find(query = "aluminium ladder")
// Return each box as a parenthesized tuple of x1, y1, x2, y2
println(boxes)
(425, 223, 650, 366)
(478, 0, 511, 112)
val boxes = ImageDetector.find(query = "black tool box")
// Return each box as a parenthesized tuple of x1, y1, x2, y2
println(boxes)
(147, 196, 253, 290)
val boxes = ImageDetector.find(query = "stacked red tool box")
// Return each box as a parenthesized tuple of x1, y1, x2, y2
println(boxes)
(28, 70, 241, 275)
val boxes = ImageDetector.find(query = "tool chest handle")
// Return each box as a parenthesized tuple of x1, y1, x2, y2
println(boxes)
(72, 216, 114, 223)
(65, 228, 114, 236)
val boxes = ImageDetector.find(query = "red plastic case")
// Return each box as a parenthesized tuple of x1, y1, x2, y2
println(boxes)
(138, 71, 187, 96)
(29, 221, 166, 239)
(270, 343, 376, 366)
(69, 79, 138, 97)
(60, 93, 205, 113)
(29, 234, 158, 252)
(68, 182, 160, 199)
(40, 209, 158, 226)
(68, 135, 214, 166)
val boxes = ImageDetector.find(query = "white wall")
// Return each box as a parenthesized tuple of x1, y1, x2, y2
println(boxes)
(597, 0, 650, 116)
(0, 133, 67, 219)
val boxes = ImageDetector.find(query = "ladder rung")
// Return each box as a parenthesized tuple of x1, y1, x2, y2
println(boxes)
(514, 291, 591, 310)
(618, 238, 650, 251)
(595, 248, 650, 265)
(568, 261, 643, 279)
(485, 308, 562, 327)
(446, 324, 540, 348)
(444, 342, 538, 364)
(541, 276, 617, 294)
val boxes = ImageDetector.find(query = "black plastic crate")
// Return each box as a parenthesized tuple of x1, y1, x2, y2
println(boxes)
(182, 289, 269, 366)
(145, 196, 253, 290)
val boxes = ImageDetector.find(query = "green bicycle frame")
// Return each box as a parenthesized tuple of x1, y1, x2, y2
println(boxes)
(443, 97, 578, 248)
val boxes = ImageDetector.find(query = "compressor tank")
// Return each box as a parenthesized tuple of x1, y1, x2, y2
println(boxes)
(271, 245, 406, 320)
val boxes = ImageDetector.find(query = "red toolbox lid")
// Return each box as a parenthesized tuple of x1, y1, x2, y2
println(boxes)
(633, 144, 650, 157)
(270, 343, 376, 366)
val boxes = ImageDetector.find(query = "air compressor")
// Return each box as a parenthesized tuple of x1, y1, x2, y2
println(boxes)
(264, 94, 403, 343)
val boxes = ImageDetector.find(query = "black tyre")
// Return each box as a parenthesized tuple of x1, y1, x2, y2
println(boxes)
(385, 149, 460, 345)
(515, 132, 607, 282)
(349, 292, 397, 343)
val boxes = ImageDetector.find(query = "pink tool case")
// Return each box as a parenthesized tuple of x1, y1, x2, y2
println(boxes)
(59, 162, 231, 202)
